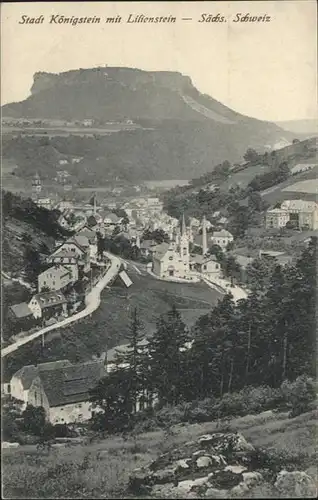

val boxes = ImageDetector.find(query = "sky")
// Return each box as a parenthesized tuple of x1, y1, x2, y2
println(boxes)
(1, 1, 317, 122)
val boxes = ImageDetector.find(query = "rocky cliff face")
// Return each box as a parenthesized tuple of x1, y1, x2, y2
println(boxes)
(30, 67, 193, 96)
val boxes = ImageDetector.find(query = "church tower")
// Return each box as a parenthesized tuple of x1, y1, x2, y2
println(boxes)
(179, 213, 190, 263)
(202, 215, 208, 256)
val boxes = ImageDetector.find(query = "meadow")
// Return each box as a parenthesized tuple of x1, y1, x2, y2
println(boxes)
(2, 408, 316, 499)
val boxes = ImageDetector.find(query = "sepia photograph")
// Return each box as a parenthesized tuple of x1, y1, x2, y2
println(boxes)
(1, 1, 317, 498)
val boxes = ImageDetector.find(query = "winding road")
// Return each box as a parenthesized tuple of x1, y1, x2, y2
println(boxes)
(1, 253, 121, 358)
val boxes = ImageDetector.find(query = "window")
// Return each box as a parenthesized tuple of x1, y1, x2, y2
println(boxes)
(216, 264, 219, 269)
(168, 256, 173, 261)
(43, 281, 47, 285)
(203, 265, 207, 270)
(34, 391, 37, 405)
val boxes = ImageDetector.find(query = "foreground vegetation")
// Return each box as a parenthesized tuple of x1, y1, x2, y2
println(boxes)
(2, 406, 316, 499)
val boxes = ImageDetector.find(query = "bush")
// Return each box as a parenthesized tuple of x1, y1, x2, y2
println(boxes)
(281, 376, 316, 417)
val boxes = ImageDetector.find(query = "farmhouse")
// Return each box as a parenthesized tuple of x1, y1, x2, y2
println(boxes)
(9, 359, 106, 423)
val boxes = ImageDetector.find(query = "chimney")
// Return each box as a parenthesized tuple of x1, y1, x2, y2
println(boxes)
(202, 216, 208, 256)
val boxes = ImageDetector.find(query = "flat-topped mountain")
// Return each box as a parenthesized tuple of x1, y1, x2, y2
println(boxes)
(2, 67, 293, 181)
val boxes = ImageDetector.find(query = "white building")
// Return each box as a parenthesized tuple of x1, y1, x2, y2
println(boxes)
(210, 229, 234, 249)
(38, 265, 74, 292)
(280, 200, 318, 230)
(265, 208, 290, 229)
(152, 215, 190, 279)
(28, 291, 67, 320)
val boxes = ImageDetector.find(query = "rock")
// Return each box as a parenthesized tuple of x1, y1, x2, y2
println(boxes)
(197, 456, 213, 468)
(129, 431, 257, 497)
(224, 465, 247, 474)
(153, 466, 176, 484)
(210, 469, 243, 489)
(274, 470, 317, 498)
(205, 487, 228, 498)
(177, 476, 210, 495)
(231, 471, 263, 497)
(175, 458, 191, 469)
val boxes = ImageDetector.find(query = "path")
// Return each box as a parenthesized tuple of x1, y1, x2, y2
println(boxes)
(1, 254, 121, 358)
(202, 276, 248, 302)
(1, 271, 35, 292)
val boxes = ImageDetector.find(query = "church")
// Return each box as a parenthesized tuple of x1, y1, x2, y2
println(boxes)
(152, 215, 221, 280)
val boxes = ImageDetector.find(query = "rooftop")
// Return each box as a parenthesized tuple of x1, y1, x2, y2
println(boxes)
(32, 291, 66, 308)
(39, 265, 70, 280)
(281, 200, 318, 212)
(10, 302, 33, 319)
(12, 360, 72, 390)
(39, 360, 106, 406)
(211, 230, 233, 238)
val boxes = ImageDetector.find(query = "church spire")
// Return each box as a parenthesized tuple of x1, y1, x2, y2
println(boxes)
(202, 215, 208, 255)
(181, 213, 186, 236)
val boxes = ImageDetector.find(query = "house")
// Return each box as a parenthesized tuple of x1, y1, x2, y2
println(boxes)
(9, 359, 106, 423)
(46, 251, 79, 282)
(71, 235, 90, 251)
(218, 217, 229, 225)
(77, 227, 97, 245)
(35, 198, 53, 210)
(140, 239, 158, 257)
(28, 291, 67, 320)
(49, 239, 90, 273)
(265, 208, 290, 229)
(210, 230, 234, 249)
(8, 302, 37, 332)
(38, 265, 74, 293)
(102, 212, 122, 226)
(189, 254, 221, 277)
(280, 200, 318, 230)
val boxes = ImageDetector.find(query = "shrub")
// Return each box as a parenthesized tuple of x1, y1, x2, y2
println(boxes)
(281, 376, 316, 417)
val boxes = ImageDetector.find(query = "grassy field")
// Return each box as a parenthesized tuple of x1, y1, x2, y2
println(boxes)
(2, 409, 316, 499)
(80, 269, 221, 349)
(282, 178, 318, 195)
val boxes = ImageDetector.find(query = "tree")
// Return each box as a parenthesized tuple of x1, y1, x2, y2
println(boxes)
(2, 396, 24, 441)
(243, 148, 259, 163)
(90, 369, 134, 434)
(142, 229, 169, 244)
(96, 232, 104, 260)
(248, 191, 263, 212)
(24, 246, 41, 283)
(246, 257, 278, 291)
(148, 305, 189, 406)
(114, 308, 148, 413)
(22, 404, 47, 436)
(209, 244, 224, 262)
